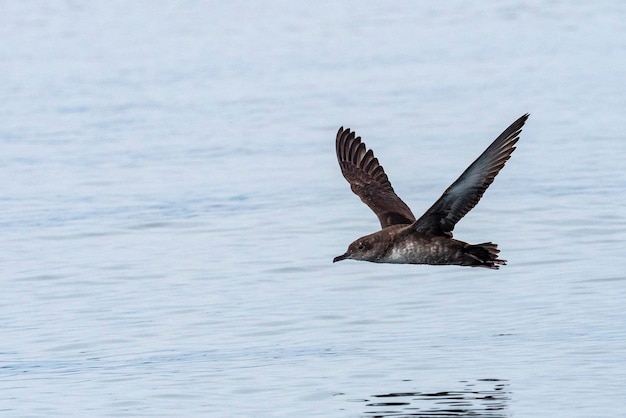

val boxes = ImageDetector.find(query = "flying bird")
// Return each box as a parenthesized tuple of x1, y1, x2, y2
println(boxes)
(333, 114, 529, 269)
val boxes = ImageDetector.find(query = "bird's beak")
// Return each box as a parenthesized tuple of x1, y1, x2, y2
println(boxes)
(333, 253, 349, 263)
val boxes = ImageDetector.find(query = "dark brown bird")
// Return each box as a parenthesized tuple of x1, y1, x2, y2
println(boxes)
(333, 114, 529, 269)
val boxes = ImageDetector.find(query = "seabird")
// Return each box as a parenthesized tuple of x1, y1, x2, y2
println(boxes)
(333, 114, 529, 269)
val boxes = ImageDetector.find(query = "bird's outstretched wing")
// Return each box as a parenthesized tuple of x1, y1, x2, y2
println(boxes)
(336, 127, 415, 228)
(412, 114, 529, 236)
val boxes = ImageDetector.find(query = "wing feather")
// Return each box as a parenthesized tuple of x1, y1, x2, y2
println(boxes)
(336, 127, 416, 228)
(412, 114, 529, 235)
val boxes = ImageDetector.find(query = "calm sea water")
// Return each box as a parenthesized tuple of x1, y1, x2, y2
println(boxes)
(2, 1, 626, 417)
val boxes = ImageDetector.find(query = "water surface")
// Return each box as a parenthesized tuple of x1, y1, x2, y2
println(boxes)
(2, 1, 626, 417)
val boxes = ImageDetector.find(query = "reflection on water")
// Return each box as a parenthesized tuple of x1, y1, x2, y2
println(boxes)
(345, 379, 509, 417)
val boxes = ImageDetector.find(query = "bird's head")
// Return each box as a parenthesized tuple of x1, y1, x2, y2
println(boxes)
(333, 234, 382, 263)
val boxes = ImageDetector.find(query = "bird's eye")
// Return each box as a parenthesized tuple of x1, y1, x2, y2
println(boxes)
(357, 243, 365, 250)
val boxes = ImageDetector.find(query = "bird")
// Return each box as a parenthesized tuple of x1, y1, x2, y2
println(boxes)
(333, 114, 529, 269)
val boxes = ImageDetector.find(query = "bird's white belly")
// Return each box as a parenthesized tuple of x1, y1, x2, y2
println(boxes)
(384, 243, 424, 263)
(380, 240, 445, 264)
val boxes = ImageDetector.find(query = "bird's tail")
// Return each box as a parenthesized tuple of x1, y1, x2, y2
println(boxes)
(466, 242, 506, 269)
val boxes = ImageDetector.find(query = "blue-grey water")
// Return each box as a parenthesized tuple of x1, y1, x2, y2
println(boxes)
(2, 1, 626, 417)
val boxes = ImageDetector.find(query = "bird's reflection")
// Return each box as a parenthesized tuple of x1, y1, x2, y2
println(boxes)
(345, 378, 510, 417)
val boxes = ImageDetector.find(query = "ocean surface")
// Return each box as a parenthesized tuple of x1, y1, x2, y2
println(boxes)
(2, 1, 626, 417)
